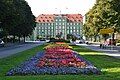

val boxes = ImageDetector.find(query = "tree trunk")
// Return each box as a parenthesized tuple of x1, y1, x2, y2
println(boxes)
(5, 35, 7, 43)
(23, 35, 25, 42)
(112, 33, 115, 45)
(18, 36, 20, 43)
(13, 35, 15, 43)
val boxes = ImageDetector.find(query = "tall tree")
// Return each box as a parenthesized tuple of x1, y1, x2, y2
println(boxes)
(84, 0, 120, 41)
(0, 0, 35, 42)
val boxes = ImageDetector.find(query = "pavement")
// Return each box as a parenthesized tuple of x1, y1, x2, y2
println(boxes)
(0, 41, 45, 59)
(76, 43, 120, 59)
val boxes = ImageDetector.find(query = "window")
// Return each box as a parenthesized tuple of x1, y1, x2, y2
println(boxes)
(48, 27, 50, 29)
(59, 19, 61, 21)
(63, 19, 65, 21)
(59, 26, 61, 29)
(67, 30, 69, 34)
(63, 23, 64, 25)
(45, 27, 47, 29)
(63, 26, 65, 29)
(59, 23, 61, 25)
(51, 27, 53, 29)
(67, 27, 69, 29)
(74, 27, 75, 29)
(48, 30, 50, 33)
(51, 23, 53, 25)
(56, 23, 58, 25)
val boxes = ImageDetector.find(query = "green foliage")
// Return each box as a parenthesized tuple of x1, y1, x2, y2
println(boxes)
(0, 0, 35, 42)
(84, 0, 120, 39)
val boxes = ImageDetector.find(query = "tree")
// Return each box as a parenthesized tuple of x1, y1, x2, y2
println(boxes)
(0, 0, 35, 42)
(84, 0, 120, 42)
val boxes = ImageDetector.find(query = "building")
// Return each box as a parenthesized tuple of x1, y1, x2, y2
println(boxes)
(34, 14, 83, 40)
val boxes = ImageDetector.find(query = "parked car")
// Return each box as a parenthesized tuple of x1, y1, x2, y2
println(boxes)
(0, 39, 5, 47)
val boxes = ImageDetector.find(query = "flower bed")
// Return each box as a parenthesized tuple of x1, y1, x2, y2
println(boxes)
(6, 43, 101, 76)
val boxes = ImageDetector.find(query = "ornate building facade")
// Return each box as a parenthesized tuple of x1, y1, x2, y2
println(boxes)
(33, 14, 83, 40)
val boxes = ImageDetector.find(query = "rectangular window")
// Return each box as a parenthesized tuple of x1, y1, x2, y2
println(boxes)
(59, 26, 61, 29)
(74, 27, 75, 29)
(59, 23, 61, 25)
(67, 30, 69, 34)
(45, 27, 47, 29)
(50, 23, 52, 25)
(63, 26, 65, 29)
(48, 27, 50, 29)
(51, 27, 53, 30)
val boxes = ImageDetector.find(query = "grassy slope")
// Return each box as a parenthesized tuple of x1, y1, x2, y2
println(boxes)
(0, 44, 120, 80)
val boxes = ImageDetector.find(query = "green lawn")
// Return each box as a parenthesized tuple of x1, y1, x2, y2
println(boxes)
(0, 44, 120, 80)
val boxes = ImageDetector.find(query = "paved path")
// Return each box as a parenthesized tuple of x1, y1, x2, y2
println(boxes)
(0, 42, 45, 59)
(76, 44, 120, 59)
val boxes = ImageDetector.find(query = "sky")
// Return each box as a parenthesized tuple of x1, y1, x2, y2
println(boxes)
(25, 0, 96, 17)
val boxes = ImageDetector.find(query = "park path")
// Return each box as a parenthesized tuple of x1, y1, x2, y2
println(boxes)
(76, 44, 120, 59)
(0, 42, 44, 59)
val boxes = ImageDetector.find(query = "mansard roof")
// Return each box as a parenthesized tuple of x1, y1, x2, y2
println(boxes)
(36, 14, 83, 23)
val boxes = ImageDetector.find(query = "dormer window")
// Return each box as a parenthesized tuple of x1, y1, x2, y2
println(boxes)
(47, 20, 49, 22)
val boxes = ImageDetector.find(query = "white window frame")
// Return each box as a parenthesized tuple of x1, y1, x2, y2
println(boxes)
(59, 23, 61, 25)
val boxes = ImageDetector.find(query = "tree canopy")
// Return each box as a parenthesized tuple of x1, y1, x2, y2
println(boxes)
(84, 0, 120, 40)
(0, 0, 35, 42)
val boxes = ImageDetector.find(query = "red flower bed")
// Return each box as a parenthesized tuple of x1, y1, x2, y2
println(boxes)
(37, 44, 87, 68)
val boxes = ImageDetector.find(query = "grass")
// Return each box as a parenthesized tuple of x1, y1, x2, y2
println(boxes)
(0, 44, 120, 80)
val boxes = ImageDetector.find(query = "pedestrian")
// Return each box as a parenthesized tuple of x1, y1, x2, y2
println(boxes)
(100, 44, 102, 48)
